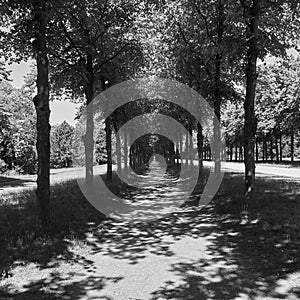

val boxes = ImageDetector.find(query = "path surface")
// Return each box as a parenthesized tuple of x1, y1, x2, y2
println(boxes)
(0, 165, 109, 194)
(202, 161, 300, 179)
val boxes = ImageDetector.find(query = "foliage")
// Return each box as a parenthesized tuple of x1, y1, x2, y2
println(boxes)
(0, 81, 37, 174)
(50, 121, 74, 168)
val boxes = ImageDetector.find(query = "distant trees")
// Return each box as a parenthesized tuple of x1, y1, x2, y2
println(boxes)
(0, 81, 37, 174)
(50, 121, 74, 168)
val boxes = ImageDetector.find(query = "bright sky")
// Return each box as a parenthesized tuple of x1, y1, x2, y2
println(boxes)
(7, 61, 79, 126)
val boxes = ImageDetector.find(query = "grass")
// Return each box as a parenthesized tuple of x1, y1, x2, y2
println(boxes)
(0, 166, 299, 299)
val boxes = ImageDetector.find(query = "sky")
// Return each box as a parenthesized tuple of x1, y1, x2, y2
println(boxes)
(7, 61, 80, 126)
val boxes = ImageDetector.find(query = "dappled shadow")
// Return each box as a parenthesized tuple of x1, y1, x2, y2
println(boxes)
(0, 176, 35, 190)
(1, 272, 121, 299)
(1, 162, 300, 299)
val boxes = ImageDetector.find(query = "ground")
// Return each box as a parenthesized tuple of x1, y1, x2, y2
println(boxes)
(0, 160, 299, 299)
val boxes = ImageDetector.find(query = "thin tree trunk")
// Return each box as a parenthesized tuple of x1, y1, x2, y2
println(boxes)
(189, 124, 194, 165)
(124, 131, 128, 169)
(197, 122, 204, 170)
(235, 139, 238, 161)
(179, 131, 183, 164)
(230, 143, 233, 161)
(270, 134, 273, 163)
(291, 126, 294, 162)
(242, 0, 260, 195)
(255, 137, 259, 162)
(275, 134, 279, 163)
(185, 132, 189, 165)
(33, 3, 51, 228)
(279, 131, 283, 162)
(263, 136, 267, 161)
(115, 126, 121, 172)
(105, 118, 112, 181)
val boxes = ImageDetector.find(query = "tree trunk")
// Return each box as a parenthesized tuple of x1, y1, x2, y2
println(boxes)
(255, 137, 259, 162)
(197, 122, 204, 170)
(189, 124, 194, 165)
(235, 139, 238, 161)
(124, 131, 128, 169)
(84, 53, 94, 188)
(179, 131, 183, 164)
(263, 136, 267, 161)
(279, 131, 283, 162)
(115, 126, 121, 172)
(275, 134, 279, 163)
(185, 132, 189, 165)
(243, 0, 260, 195)
(270, 134, 273, 163)
(105, 118, 112, 181)
(291, 126, 294, 162)
(213, 0, 224, 175)
(33, 3, 51, 228)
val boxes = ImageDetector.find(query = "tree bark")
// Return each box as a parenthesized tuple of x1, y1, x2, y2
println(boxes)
(105, 118, 112, 181)
(242, 0, 260, 195)
(235, 139, 238, 161)
(275, 134, 279, 163)
(33, 2, 51, 228)
(84, 53, 94, 188)
(124, 131, 128, 169)
(255, 137, 259, 162)
(197, 122, 204, 170)
(270, 134, 273, 163)
(114, 125, 121, 172)
(185, 132, 189, 165)
(189, 124, 194, 165)
(213, 0, 224, 175)
(279, 131, 283, 162)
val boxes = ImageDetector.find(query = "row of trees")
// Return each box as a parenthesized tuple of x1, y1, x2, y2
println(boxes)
(0, 0, 299, 226)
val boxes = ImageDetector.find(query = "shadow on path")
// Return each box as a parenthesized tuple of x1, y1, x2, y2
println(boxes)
(0, 162, 300, 299)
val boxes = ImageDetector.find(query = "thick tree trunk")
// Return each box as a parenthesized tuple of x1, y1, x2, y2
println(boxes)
(105, 118, 112, 181)
(243, 0, 260, 195)
(84, 53, 94, 188)
(33, 3, 51, 228)
(213, 0, 224, 175)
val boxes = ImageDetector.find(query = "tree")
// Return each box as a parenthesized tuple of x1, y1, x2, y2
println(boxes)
(0, 0, 53, 227)
(44, 0, 143, 186)
(50, 121, 74, 168)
